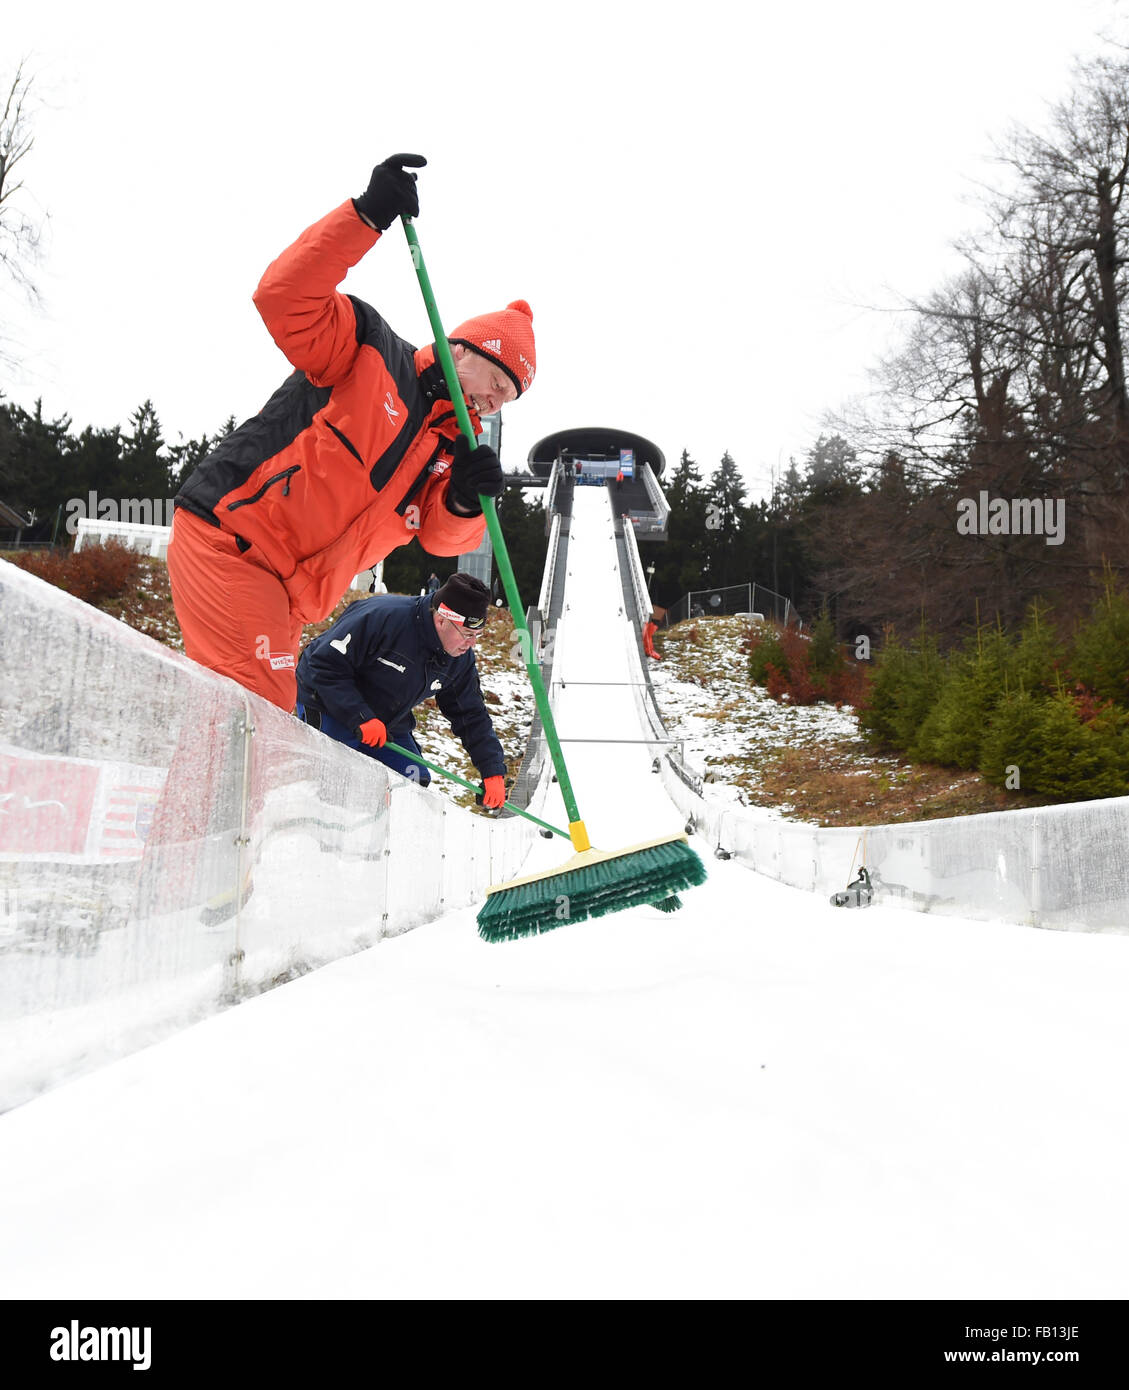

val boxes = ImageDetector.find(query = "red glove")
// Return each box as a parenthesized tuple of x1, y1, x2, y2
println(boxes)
(482, 775, 506, 809)
(357, 717, 387, 748)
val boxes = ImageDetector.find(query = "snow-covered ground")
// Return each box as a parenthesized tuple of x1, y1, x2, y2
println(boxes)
(5, 876, 1128, 1306)
(647, 615, 862, 818)
(649, 618, 858, 775)
(1, 490, 1127, 1323)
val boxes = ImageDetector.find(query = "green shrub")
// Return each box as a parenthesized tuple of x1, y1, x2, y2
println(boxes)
(912, 656, 996, 766)
(806, 602, 846, 693)
(979, 690, 1127, 800)
(856, 596, 1127, 803)
(857, 627, 941, 750)
(912, 621, 1021, 765)
(1071, 575, 1129, 706)
(748, 626, 789, 685)
(1012, 598, 1065, 696)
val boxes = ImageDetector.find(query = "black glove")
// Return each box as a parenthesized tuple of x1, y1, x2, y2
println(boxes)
(353, 153, 427, 231)
(446, 433, 503, 515)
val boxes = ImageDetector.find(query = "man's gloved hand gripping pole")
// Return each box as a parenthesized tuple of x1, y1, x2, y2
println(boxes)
(353, 154, 426, 231)
(447, 432, 504, 516)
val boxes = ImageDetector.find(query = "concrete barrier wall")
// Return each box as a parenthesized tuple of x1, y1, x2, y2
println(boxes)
(659, 762, 1129, 933)
(0, 560, 536, 1111)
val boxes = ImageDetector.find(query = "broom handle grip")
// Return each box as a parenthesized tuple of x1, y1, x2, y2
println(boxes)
(383, 740, 570, 840)
(400, 216, 586, 839)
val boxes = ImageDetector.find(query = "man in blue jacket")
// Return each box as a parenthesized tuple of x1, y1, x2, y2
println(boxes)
(296, 572, 507, 808)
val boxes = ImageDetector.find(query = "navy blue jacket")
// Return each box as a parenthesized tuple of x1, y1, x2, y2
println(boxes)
(296, 594, 506, 778)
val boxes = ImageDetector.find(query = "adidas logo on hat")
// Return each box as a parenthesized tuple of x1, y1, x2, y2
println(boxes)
(449, 301, 537, 397)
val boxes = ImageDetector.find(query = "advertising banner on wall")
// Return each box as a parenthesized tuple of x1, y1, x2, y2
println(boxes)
(0, 746, 166, 863)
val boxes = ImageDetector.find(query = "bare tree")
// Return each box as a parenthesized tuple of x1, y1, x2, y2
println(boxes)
(831, 265, 1023, 487)
(985, 53, 1129, 470)
(822, 48, 1129, 636)
(0, 59, 44, 307)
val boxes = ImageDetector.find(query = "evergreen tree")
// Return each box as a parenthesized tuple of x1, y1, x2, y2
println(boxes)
(790, 434, 866, 622)
(702, 449, 747, 588)
(857, 624, 942, 752)
(117, 400, 167, 500)
(0, 395, 240, 540)
(378, 540, 430, 595)
(166, 433, 214, 496)
(1071, 571, 1129, 706)
(68, 424, 124, 510)
(651, 448, 708, 609)
(868, 449, 920, 501)
(803, 434, 862, 499)
(775, 460, 805, 519)
(806, 600, 847, 696)
(0, 398, 73, 524)
(1012, 598, 1065, 695)
(912, 621, 1013, 766)
(494, 486, 548, 604)
(666, 448, 702, 507)
(763, 467, 805, 617)
(980, 690, 1127, 799)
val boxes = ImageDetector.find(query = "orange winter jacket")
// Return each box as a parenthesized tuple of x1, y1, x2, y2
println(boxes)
(174, 200, 485, 623)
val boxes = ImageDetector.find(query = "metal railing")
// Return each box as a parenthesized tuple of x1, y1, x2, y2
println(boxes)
(615, 505, 705, 800)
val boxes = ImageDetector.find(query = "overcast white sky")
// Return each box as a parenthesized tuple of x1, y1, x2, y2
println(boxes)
(2, 0, 1124, 501)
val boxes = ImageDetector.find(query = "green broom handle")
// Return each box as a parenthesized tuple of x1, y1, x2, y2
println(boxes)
(383, 739, 570, 840)
(400, 216, 589, 848)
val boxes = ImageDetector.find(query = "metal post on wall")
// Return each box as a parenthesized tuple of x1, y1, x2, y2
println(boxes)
(222, 696, 256, 1002)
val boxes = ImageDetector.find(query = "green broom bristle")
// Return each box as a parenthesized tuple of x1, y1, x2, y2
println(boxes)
(476, 839, 706, 943)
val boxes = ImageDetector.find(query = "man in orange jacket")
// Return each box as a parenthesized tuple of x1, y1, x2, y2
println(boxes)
(643, 614, 662, 660)
(168, 153, 536, 711)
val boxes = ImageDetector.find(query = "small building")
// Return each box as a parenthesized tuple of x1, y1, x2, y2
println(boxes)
(74, 516, 172, 559)
(528, 426, 670, 541)
(0, 498, 33, 546)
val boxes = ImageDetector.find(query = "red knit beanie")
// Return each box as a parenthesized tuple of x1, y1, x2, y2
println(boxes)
(449, 300, 536, 397)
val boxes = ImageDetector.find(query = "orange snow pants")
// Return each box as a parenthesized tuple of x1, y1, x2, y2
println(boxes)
(167, 507, 304, 711)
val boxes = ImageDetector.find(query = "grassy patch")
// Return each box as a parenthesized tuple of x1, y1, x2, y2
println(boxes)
(750, 736, 1048, 826)
(653, 614, 1057, 826)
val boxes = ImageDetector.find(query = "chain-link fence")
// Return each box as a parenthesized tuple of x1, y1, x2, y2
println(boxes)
(662, 581, 797, 628)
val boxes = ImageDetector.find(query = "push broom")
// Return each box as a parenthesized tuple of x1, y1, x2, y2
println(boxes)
(400, 215, 706, 942)
(382, 737, 680, 918)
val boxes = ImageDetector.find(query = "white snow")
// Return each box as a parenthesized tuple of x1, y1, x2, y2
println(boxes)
(1, 489, 1128, 1303)
(646, 614, 887, 816)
